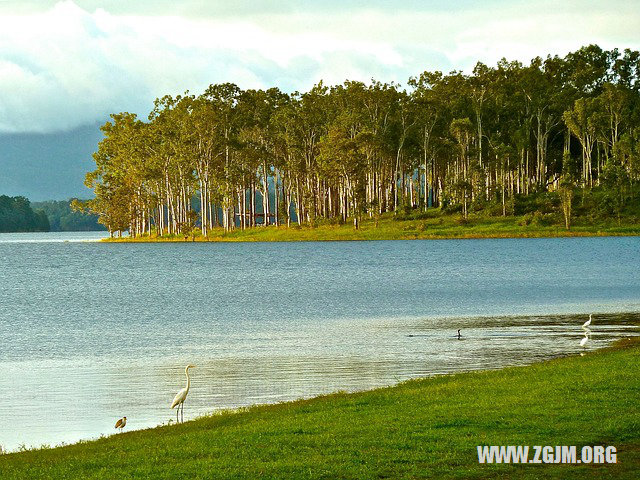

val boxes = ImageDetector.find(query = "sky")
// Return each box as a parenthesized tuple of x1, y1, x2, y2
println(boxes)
(1, 0, 639, 135)
(0, 1, 639, 200)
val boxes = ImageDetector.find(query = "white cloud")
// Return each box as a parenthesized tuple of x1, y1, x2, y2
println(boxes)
(0, 0, 638, 133)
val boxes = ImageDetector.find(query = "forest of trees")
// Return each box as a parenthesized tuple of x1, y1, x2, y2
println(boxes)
(32, 200, 105, 232)
(0, 195, 49, 232)
(84, 45, 640, 236)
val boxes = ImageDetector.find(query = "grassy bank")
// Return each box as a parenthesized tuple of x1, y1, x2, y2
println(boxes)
(2, 338, 638, 479)
(104, 210, 640, 242)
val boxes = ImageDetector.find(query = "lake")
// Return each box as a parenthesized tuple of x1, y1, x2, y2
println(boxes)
(0, 232, 638, 451)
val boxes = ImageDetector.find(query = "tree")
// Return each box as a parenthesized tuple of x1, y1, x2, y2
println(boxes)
(564, 98, 599, 186)
(558, 179, 574, 230)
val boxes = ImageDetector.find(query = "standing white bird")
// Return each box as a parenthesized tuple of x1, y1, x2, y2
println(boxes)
(115, 416, 127, 432)
(171, 364, 195, 423)
(580, 314, 593, 348)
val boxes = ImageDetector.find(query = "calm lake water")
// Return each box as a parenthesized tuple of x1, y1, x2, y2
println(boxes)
(0, 232, 639, 451)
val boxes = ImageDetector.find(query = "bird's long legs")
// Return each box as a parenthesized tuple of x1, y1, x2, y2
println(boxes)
(175, 403, 185, 423)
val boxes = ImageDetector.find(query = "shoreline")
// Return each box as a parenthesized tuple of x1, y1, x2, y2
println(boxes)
(2, 336, 638, 478)
(102, 217, 640, 243)
(2, 213, 638, 243)
(104, 232, 640, 243)
(2, 324, 637, 455)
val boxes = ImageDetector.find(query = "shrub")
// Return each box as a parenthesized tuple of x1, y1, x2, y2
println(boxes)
(486, 202, 506, 217)
(519, 213, 533, 226)
(414, 209, 442, 220)
(520, 210, 553, 226)
(443, 203, 463, 215)
(514, 192, 560, 215)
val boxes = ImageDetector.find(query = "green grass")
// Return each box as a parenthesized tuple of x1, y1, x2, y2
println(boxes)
(105, 210, 640, 243)
(2, 338, 638, 479)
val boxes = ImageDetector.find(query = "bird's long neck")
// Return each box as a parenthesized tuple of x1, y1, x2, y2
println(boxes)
(185, 367, 191, 393)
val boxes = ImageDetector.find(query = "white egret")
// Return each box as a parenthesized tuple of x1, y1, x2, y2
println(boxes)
(171, 365, 195, 423)
(579, 314, 593, 348)
(115, 416, 127, 432)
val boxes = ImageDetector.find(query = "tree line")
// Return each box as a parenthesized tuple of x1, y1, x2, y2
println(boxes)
(0, 196, 49, 232)
(84, 45, 640, 236)
(33, 200, 105, 232)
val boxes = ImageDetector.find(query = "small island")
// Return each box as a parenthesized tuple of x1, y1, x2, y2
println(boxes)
(79, 45, 640, 243)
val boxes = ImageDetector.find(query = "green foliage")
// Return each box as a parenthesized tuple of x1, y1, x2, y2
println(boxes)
(178, 211, 199, 239)
(393, 207, 444, 221)
(513, 192, 560, 215)
(519, 211, 555, 227)
(0, 195, 49, 232)
(31, 199, 105, 232)
(442, 203, 463, 215)
(314, 216, 342, 226)
(574, 185, 640, 221)
(484, 201, 508, 217)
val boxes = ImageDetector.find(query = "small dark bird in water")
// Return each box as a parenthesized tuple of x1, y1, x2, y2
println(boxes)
(457, 329, 461, 339)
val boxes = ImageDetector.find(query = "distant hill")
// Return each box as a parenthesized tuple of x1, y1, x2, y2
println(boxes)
(32, 199, 106, 232)
(0, 123, 102, 201)
(0, 195, 49, 232)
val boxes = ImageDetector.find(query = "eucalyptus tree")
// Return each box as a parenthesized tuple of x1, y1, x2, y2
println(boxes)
(236, 87, 289, 227)
(522, 57, 564, 189)
(147, 95, 196, 235)
(449, 117, 474, 215)
(86, 112, 150, 236)
(276, 83, 330, 225)
(201, 83, 242, 231)
(358, 80, 399, 214)
(563, 97, 599, 187)
(408, 72, 442, 209)
(319, 81, 369, 224)
(184, 94, 225, 235)
(469, 63, 492, 172)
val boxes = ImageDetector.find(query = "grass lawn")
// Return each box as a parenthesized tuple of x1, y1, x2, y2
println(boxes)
(1, 337, 638, 479)
(104, 211, 640, 243)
